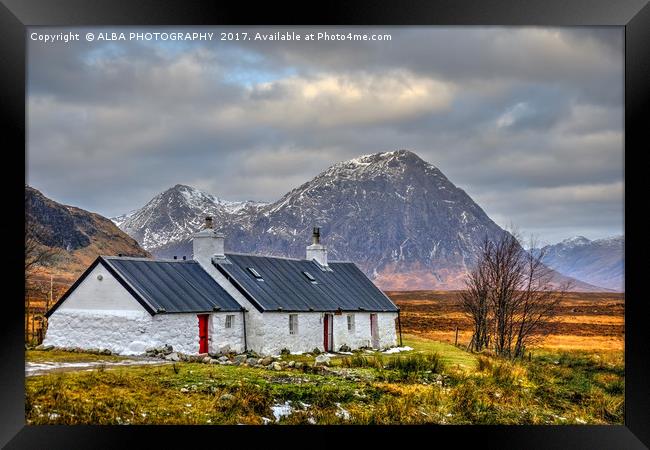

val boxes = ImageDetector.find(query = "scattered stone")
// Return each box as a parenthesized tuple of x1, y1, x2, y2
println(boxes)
(102, 349, 112, 355)
(339, 344, 352, 353)
(312, 348, 322, 355)
(280, 348, 291, 355)
(234, 355, 247, 364)
(35, 344, 54, 351)
(246, 358, 259, 366)
(260, 357, 273, 366)
(288, 361, 296, 368)
(220, 393, 235, 402)
(218, 356, 229, 362)
(180, 388, 189, 393)
(202, 357, 212, 364)
(165, 352, 180, 362)
(295, 362, 303, 369)
(208, 359, 219, 364)
(272, 362, 282, 371)
(314, 354, 331, 366)
(219, 345, 231, 354)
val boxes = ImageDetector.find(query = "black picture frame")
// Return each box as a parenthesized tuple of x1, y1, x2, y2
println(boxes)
(1, 0, 647, 448)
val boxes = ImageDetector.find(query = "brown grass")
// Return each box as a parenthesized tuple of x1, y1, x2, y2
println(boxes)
(387, 290, 624, 351)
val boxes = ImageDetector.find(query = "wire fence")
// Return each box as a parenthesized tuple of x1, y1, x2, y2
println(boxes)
(25, 277, 70, 346)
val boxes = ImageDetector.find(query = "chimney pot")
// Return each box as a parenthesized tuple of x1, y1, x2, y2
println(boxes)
(182, 256, 186, 260)
(173, 256, 177, 260)
(307, 226, 328, 267)
(204, 216, 213, 229)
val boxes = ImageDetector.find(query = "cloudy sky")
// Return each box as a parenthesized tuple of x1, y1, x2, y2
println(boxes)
(27, 26, 623, 245)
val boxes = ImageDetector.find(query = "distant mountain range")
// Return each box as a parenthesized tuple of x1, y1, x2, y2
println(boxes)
(25, 185, 149, 282)
(534, 236, 624, 292)
(109, 150, 606, 291)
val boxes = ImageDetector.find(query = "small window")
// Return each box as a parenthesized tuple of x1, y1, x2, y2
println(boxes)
(289, 314, 299, 335)
(225, 315, 234, 329)
(302, 271, 317, 283)
(247, 267, 263, 280)
(347, 314, 355, 332)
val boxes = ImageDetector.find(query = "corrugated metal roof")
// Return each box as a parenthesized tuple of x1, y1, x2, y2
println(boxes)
(214, 254, 398, 312)
(103, 257, 242, 313)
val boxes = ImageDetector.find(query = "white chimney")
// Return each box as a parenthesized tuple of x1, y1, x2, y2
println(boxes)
(192, 216, 225, 267)
(306, 226, 328, 267)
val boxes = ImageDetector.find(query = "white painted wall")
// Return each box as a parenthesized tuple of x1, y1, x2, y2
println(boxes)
(209, 312, 245, 354)
(332, 312, 398, 351)
(44, 310, 244, 355)
(56, 264, 148, 313)
(245, 311, 398, 355)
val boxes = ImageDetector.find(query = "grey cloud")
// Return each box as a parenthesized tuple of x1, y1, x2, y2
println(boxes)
(27, 26, 623, 243)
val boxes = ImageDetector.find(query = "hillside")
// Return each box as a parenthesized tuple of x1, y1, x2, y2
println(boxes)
(26, 185, 150, 283)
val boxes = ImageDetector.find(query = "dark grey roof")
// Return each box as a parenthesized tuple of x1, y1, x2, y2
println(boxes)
(213, 253, 398, 312)
(103, 256, 242, 313)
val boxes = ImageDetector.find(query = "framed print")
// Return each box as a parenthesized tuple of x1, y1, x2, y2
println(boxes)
(1, 0, 648, 448)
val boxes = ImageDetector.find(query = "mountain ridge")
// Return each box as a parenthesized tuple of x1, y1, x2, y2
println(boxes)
(111, 150, 607, 292)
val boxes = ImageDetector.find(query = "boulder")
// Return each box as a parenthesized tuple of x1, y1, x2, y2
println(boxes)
(202, 357, 212, 364)
(246, 358, 259, 366)
(165, 352, 180, 362)
(218, 356, 229, 362)
(272, 362, 282, 371)
(295, 362, 303, 369)
(162, 344, 173, 355)
(260, 357, 273, 366)
(315, 354, 331, 366)
(339, 344, 352, 353)
(288, 361, 296, 368)
(208, 359, 219, 364)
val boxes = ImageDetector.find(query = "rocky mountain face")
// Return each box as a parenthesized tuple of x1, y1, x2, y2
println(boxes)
(534, 236, 624, 292)
(26, 186, 150, 282)
(112, 150, 603, 291)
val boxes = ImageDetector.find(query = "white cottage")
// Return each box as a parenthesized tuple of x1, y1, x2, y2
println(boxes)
(44, 219, 400, 355)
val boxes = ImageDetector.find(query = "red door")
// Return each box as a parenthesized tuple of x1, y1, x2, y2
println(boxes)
(198, 314, 209, 354)
(323, 314, 333, 352)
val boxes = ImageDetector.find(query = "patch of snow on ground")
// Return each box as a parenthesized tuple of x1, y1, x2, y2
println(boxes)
(25, 359, 168, 377)
(271, 401, 293, 422)
(382, 346, 414, 354)
(335, 403, 351, 420)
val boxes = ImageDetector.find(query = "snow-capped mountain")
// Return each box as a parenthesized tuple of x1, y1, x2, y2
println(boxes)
(535, 235, 624, 292)
(112, 150, 603, 291)
(111, 184, 266, 256)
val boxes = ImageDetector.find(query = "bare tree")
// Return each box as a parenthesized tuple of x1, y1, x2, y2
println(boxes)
(460, 230, 569, 359)
(25, 225, 60, 274)
(460, 237, 492, 352)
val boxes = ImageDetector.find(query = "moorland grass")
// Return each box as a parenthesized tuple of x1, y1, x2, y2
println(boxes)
(26, 335, 623, 425)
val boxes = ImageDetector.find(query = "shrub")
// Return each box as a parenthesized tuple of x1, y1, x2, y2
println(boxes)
(385, 353, 444, 380)
(341, 354, 384, 369)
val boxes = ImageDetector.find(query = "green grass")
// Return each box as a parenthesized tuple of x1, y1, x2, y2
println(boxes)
(402, 334, 478, 370)
(25, 336, 623, 425)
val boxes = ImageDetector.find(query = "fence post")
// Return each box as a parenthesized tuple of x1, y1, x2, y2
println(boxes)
(454, 326, 459, 346)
